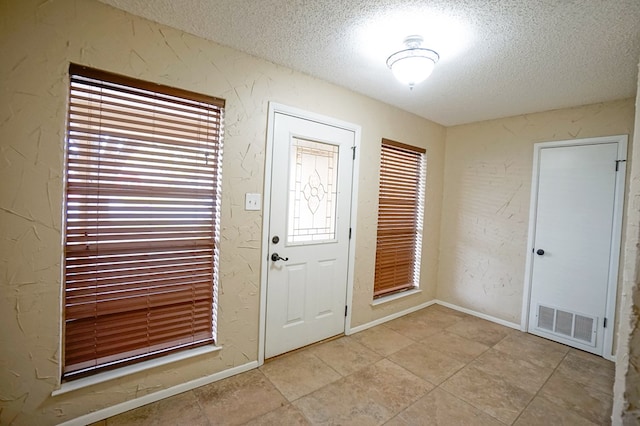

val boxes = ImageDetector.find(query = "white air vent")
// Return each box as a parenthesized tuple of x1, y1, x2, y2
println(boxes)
(535, 304, 597, 346)
(574, 315, 595, 342)
(538, 305, 555, 331)
(555, 310, 573, 337)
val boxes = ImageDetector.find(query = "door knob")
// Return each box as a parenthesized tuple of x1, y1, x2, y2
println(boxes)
(271, 253, 288, 262)
(536, 249, 545, 256)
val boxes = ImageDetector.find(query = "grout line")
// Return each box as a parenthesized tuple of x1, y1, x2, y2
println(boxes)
(252, 368, 309, 423)
(431, 333, 513, 425)
(509, 348, 570, 425)
(436, 386, 510, 425)
(381, 356, 439, 423)
(258, 344, 353, 424)
(380, 309, 506, 423)
(256, 339, 350, 422)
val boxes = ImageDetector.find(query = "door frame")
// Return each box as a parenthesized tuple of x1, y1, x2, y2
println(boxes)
(520, 134, 627, 360)
(258, 102, 361, 365)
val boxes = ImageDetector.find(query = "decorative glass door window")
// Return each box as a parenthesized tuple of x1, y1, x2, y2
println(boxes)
(287, 137, 339, 244)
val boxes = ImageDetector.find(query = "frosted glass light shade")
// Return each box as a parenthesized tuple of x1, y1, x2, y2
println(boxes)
(386, 36, 439, 88)
(389, 55, 436, 86)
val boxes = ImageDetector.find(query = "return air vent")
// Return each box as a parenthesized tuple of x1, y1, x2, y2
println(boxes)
(574, 315, 595, 342)
(538, 305, 555, 331)
(536, 304, 596, 346)
(555, 310, 573, 337)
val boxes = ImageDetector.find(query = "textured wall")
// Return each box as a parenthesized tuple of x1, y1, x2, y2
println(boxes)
(0, 0, 445, 423)
(612, 62, 640, 425)
(438, 99, 636, 324)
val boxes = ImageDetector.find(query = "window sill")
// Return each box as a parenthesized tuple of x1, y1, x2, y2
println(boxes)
(52, 344, 222, 396)
(371, 288, 422, 306)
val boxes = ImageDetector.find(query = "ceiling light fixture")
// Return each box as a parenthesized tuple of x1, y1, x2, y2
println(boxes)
(386, 35, 439, 89)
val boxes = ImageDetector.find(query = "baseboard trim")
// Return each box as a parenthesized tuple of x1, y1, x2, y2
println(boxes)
(347, 300, 436, 335)
(58, 361, 259, 426)
(348, 299, 520, 336)
(434, 299, 521, 330)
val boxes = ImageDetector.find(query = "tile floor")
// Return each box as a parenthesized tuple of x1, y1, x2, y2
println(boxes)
(94, 305, 615, 425)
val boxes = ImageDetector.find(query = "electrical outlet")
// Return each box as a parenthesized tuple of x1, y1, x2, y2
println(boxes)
(245, 193, 261, 211)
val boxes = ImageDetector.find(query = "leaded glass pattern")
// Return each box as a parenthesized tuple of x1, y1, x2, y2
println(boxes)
(287, 137, 339, 244)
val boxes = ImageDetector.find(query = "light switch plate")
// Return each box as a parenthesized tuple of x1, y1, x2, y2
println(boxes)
(245, 193, 261, 211)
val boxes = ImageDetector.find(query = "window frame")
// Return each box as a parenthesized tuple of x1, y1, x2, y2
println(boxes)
(373, 138, 426, 298)
(62, 64, 224, 380)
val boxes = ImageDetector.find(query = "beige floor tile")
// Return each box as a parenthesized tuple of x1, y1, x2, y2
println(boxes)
(100, 311, 615, 426)
(470, 348, 554, 394)
(105, 400, 157, 425)
(441, 365, 534, 424)
(309, 336, 382, 376)
(555, 349, 615, 395)
(193, 369, 287, 425)
(539, 372, 612, 425)
(351, 325, 414, 357)
(388, 342, 465, 385)
(154, 391, 210, 426)
(294, 359, 433, 425)
(429, 304, 471, 319)
(107, 391, 209, 426)
(345, 359, 434, 413)
(244, 404, 310, 425)
(422, 330, 489, 363)
(293, 377, 394, 425)
(514, 396, 598, 426)
(567, 348, 615, 368)
(493, 331, 569, 369)
(260, 350, 340, 401)
(385, 388, 503, 426)
(384, 315, 444, 341)
(445, 317, 513, 347)
(407, 308, 467, 329)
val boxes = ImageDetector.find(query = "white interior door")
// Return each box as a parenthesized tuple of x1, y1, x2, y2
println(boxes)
(264, 111, 355, 359)
(527, 138, 626, 356)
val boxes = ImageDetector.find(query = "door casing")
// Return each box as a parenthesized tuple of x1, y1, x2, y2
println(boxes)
(521, 135, 627, 360)
(258, 103, 361, 365)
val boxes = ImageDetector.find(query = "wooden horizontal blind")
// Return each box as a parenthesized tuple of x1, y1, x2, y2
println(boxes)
(374, 139, 426, 298)
(63, 64, 224, 378)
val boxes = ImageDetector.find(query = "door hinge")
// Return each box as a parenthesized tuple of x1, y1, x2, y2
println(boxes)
(615, 159, 626, 171)
(604, 317, 607, 328)
(352, 146, 356, 160)
(345, 305, 348, 317)
(349, 228, 352, 239)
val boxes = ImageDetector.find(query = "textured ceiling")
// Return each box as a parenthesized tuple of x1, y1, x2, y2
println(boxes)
(99, 0, 640, 126)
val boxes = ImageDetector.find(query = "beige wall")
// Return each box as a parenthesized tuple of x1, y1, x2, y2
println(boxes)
(438, 99, 636, 324)
(612, 61, 640, 424)
(0, 0, 446, 423)
(2, 1, 638, 424)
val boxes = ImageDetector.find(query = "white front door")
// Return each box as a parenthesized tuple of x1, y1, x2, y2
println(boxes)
(264, 110, 355, 359)
(526, 136, 626, 356)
